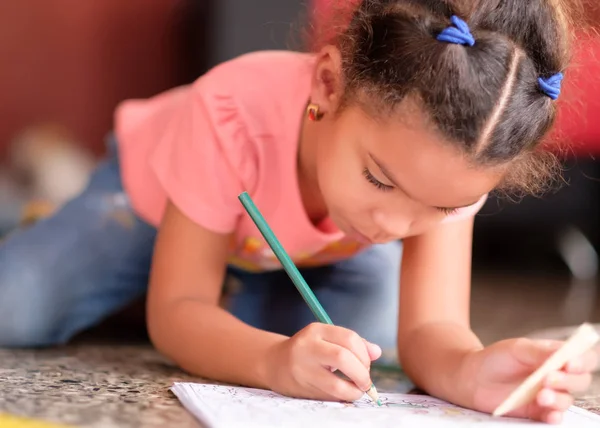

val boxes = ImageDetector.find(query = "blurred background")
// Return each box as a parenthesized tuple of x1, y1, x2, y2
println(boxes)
(0, 0, 599, 343)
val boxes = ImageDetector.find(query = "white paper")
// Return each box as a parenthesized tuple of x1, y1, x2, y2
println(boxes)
(171, 383, 600, 428)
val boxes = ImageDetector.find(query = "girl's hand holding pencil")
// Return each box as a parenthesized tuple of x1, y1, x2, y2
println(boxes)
(238, 192, 382, 405)
(262, 323, 382, 402)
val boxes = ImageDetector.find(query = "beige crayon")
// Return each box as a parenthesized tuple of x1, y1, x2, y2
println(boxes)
(493, 323, 599, 417)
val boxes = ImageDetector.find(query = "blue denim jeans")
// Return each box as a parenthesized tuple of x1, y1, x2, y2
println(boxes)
(0, 137, 401, 353)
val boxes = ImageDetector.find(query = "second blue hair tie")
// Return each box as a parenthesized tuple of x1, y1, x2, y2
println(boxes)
(437, 15, 475, 47)
(437, 15, 563, 101)
(538, 73, 564, 101)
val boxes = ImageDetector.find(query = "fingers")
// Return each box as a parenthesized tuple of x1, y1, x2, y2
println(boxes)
(308, 370, 364, 402)
(525, 348, 595, 425)
(285, 375, 361, 403)
(528, 405, 564, 425)
(526, 389, 573, 425)
(543, 350, 596, 395)
(546, 371, 592, 393)
(537, 388, 574, 412)
(565, 350, 598, 374)
(293, 323, 382, 402)
(317, 340, 373, 394)
(311, 324, 372, 368)
(511, 338, 562, 367)
(517, 339, 597, 374)
(540, 410, 564, 425)
(364, 339, 382, 361)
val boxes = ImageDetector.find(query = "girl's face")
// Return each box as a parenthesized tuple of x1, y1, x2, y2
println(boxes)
(313, 103, 504, 243)
(305, 47, 505, 243)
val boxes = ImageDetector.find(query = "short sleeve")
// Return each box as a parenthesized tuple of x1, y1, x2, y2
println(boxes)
(149, 88, 253, 234)
(441, 194, 488, 224)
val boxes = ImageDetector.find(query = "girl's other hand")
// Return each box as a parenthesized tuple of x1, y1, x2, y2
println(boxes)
(463, 338, 597, 424)
(263, 323, 382, 402)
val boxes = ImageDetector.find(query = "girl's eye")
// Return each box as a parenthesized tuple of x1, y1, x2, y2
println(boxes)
(363, 168, 393, 192)
(363, 166, 459, 216)
(437, 207, 459, 216)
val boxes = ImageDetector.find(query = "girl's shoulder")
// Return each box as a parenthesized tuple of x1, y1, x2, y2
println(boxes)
(195, 50, 316, 94)
(189, 50, 316, 136)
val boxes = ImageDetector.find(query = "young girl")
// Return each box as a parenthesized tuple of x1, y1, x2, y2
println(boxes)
(0, 0, 596, 424)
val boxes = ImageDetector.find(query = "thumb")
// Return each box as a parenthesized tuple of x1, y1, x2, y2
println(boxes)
(512, 338, 562, 367)
(363, 339, 382, 361)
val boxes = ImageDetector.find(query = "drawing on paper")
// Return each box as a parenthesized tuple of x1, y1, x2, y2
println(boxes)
(171, 383, 600, 428)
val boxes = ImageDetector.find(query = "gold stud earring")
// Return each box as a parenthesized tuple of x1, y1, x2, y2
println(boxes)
(307, 103, 323, 121)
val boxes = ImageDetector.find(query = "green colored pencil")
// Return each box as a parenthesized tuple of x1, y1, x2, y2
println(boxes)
(238, 191, 381, 406)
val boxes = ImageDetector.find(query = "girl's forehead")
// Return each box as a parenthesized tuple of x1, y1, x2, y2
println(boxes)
(339, 105, 504, 207)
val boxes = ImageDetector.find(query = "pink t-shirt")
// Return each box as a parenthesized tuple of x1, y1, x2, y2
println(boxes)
(115, 50, 485, 272)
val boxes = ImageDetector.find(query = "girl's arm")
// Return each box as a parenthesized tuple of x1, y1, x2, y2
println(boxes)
(146, 200, 287, 388)
(398, 218, 597, 422)
(147, 200, 378, 402)
(397, 217, 482, 405)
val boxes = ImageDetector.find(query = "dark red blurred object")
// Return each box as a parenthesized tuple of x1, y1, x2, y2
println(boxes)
(0, 0, 207, 159)
(550, 31, 600, 156)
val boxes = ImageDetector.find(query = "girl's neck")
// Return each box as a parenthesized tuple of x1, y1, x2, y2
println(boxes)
(297, 111, 329, 226)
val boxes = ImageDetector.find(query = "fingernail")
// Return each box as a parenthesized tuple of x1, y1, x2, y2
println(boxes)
(364, 340, 382, 359)
(539, 389, 555, 406)
(371, 343, 382, 354)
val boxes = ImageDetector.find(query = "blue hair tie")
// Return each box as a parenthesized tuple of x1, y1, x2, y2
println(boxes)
(437, 15, 475, 47)
(538, 73, 564, 100)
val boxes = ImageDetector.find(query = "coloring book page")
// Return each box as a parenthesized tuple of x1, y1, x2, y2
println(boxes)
(171, 383, 600, 428)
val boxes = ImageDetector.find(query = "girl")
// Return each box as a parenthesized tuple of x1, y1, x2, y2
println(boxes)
(0, 0, 596, 424)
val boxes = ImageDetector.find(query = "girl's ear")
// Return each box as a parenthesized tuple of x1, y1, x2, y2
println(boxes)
(309, 45, 344, 116)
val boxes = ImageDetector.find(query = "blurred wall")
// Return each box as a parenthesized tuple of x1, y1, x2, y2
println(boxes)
(0, 0, 197, 159)
(209, 0, 307, 67)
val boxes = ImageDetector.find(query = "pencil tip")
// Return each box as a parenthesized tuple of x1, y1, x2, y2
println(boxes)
(366, 384, 381, 406)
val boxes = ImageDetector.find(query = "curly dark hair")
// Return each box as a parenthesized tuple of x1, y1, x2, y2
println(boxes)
(312, 0, 583, 196)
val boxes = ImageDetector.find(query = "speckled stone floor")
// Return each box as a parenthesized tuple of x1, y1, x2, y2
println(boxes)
(0, 345, 417, 428)
(0, 345, 200, 427)
(2, 272, 600, 427)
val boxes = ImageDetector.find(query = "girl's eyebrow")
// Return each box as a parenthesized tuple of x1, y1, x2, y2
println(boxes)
(368, 153, 481, 210)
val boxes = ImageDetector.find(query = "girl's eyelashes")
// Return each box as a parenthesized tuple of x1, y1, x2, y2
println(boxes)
(363, 168, 394, 192)
(363, 167, 459, 216)
(437, 207, 459, 216)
